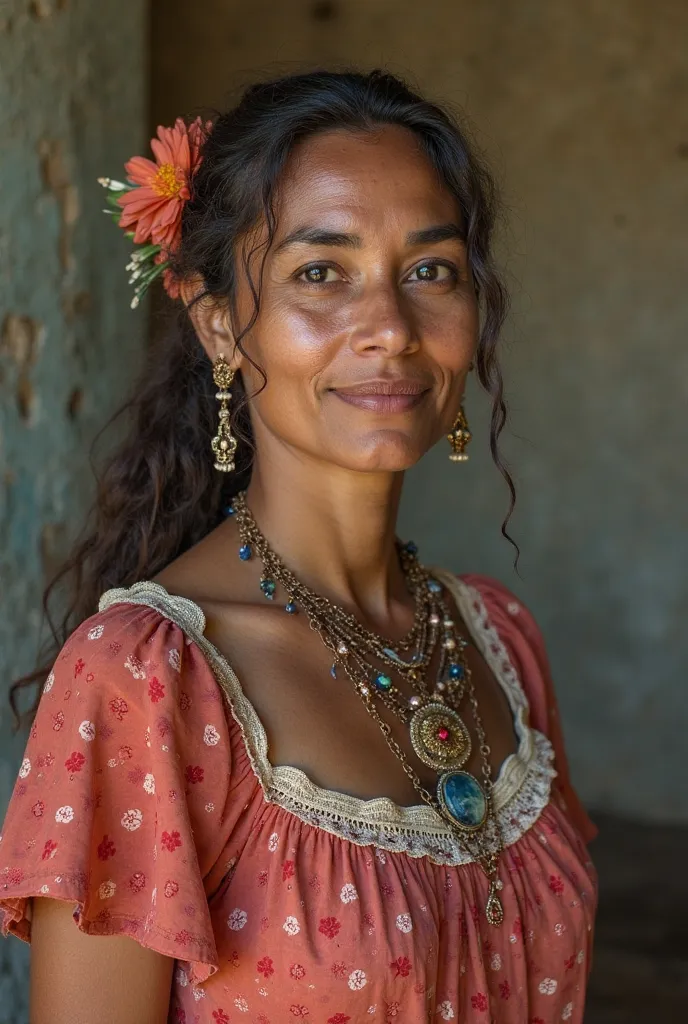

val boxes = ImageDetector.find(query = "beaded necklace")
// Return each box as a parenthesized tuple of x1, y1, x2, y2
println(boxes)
(225, 491, 505, 925)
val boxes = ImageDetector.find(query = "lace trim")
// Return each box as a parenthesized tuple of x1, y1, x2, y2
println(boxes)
(99, 573, 557, 866)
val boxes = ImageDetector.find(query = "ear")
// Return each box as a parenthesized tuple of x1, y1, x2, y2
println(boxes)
(180, 275, 243, 372)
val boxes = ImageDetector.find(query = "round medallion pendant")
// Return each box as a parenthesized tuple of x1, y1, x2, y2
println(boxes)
(437, 770, 487, 832)
(409, 703, 471, 771)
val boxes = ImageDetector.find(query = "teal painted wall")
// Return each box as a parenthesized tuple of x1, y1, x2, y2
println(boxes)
(0, 1, 147, 1017)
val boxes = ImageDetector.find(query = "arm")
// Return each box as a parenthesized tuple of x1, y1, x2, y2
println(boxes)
(30, 897, 174, 1024)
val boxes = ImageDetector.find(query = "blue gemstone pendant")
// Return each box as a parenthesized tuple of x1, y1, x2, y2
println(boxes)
(374, 673, 392, 691)
(448, 663, 464, 680)
(285, 601, 297, 614)
(238, 544, 252, 561)
(437, 770, 487, 832)
(259, 578, 276, 599)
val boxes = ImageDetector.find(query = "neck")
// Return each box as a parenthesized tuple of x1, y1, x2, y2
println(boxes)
(243, 450, 412, 630)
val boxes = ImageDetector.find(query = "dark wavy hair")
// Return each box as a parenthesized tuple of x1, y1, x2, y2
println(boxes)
(10, 68, 517, 725)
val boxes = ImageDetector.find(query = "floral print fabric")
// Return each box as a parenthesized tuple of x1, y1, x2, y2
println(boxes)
(0, 573, 598, 1022)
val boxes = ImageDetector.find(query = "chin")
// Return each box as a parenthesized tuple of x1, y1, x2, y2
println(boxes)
(335, 431, 426, 473)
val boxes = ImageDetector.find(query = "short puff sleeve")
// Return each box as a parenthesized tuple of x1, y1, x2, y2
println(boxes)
(0, 600, 233, 983)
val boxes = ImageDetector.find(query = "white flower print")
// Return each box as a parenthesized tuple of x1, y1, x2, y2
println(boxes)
(340, 883, 358, 904)
(283, 915, 300, 936)
(43, 671, 55, 693)
(87, 624, 104, 640)
(576, 949, 585, 964)
(490, 953, 502, 971)
(437, 1002, 455, 1021)
(107, 758, 118, 768)
(145, 726, 151, 748)
(348, 969, 367, 991)
(168, 648, 181, 672)
(375, 848, 387, 865)
(562, 1003, 574, 1020)
(39, 884, 50, 894)
(509, 933, 517, 944)
(268, 832, 279, 852)
(143, 773, 155, 795)
(55, 805, 74, 824)
(124, 653, 146, 679)
(98, 880, 116, 900)
(234, 997, 249, 1012)
(78, 720, 96, 742)
(227, 908, 248, 931)
(554, 922, 565, 936)
(18, 758, 31, 779)
(205, 802, 215, 813)
(121, 808, 143, 831)
(203, 724, 220, 746)
(367, 1007, 377, 1015)
(395, 912, 413, 933)
(192, 987, 205, 1002)
(538, 978, 558, 996)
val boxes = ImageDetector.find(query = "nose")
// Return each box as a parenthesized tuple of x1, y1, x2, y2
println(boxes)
(348, 282, 420, 357)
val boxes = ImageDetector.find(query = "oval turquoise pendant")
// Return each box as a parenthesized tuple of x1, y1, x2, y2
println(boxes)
(437, 770, 487, 832)
(374, 673, 392, 691)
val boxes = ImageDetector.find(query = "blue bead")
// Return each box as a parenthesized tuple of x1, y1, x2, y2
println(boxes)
(223, 504, 235, 516)
(238, 544, 252, 561)
(440, 771, 487, 830)
(374, 673, 392, 691)
(449, 664, 464, 680)
(405, 540, 418, 555)
(285, 602, 297, 614)
(427, 579, 442, 594)
(260, 579, 276, 599)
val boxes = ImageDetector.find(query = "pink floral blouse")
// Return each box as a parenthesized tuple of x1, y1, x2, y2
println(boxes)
(0, 570, 598, 1023)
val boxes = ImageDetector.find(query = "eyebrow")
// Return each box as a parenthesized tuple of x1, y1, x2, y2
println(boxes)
(272, 221, 466, 255)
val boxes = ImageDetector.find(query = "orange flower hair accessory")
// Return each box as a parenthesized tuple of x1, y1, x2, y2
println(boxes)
(98, 116, 210, 308)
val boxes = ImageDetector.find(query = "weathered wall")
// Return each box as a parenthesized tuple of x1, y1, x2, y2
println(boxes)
(0, 1, 147, 1016)
(152, 1, 688, 823)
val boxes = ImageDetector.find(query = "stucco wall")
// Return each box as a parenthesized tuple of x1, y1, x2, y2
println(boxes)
(0, 1, 147, 1016)
(151, 1, 688, 823)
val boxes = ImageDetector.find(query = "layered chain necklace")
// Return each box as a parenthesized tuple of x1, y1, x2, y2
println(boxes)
(226, 491, 505, 925)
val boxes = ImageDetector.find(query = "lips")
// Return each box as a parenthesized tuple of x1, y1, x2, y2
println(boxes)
(331, 379, 431, 413)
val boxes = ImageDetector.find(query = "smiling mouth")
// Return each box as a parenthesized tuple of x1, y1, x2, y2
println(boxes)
(330, 385, 430, 413)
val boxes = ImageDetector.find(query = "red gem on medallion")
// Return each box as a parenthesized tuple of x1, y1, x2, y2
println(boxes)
(437, 726, 450, 741)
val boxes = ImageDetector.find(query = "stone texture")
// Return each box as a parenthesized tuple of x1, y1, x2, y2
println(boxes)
(152, 0, 688, 824)
(0, 1, 147, 1017)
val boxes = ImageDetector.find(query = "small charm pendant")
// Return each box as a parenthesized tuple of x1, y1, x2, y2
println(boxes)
(485, 879, 505, 926)
(409, 703, 471, 771)
(330, 662, 338, 679)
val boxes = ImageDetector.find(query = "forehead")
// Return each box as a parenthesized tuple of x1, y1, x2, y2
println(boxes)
(271, 125, 462, 236)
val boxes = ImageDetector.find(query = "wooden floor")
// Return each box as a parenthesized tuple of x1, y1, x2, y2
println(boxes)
(585, 813, 688, 1023)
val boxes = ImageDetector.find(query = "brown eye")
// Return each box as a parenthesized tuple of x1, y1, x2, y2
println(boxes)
(299, 264, 338, 284)
(409, 262, 455, 282)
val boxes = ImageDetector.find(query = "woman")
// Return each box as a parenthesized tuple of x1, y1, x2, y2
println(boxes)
(0, 69, 597, 1023)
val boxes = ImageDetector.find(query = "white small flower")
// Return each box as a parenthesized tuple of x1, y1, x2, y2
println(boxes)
(283, 915, 300, 936)
(54, 876, 62, 883)
(340, 883, 358, 904)
(509, 933, 517, 944)
(87, 624, 104, 640)
(577, 949, 585, 964)
(554, 922, 565, 936)
(203, 724, 220, 746)
(348, 969, 367, 990)
(490, 952, 502, 971)
(367, 1007, 377, 1015)
(121, 808, 143, 831)
(438, 1002, 455, 1021)
(143, 773, 155, 795)
(124, 654, 146, 679)
(268, 832, 279, 852)
(234, 997, 249, 1012)
(375, 848, 387, 865)
(55, 805, 74, 824)
(168, 648, 181, 672)
(205, 802, 215, 813)
(78, 720, 96, 741)
(39, 884, 50, 894)
(562, 1003, 574, 1020)
(258, 988, 268, 997)
(43, 671, 55, 693)
(227, 908, 248, 930)
(395, 912, 413, 933)
(192, 986, 205, 1002)
(538, 978, 558, 996)
(145, 726, 151, 748)
(98, 880, 116, 900)
(107, 758, 118, 768)
(18, 758, 31, 779)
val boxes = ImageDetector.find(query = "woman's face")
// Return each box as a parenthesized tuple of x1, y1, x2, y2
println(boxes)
(232, 124, 479, 474)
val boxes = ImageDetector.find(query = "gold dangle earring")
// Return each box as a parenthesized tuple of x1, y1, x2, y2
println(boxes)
(211, 353, 238, 472)
(447, 401, 472, 462)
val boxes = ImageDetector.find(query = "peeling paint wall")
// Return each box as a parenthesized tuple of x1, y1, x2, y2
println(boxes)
(152, 1, 688, 823)
(0, 1, 147, 1016)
